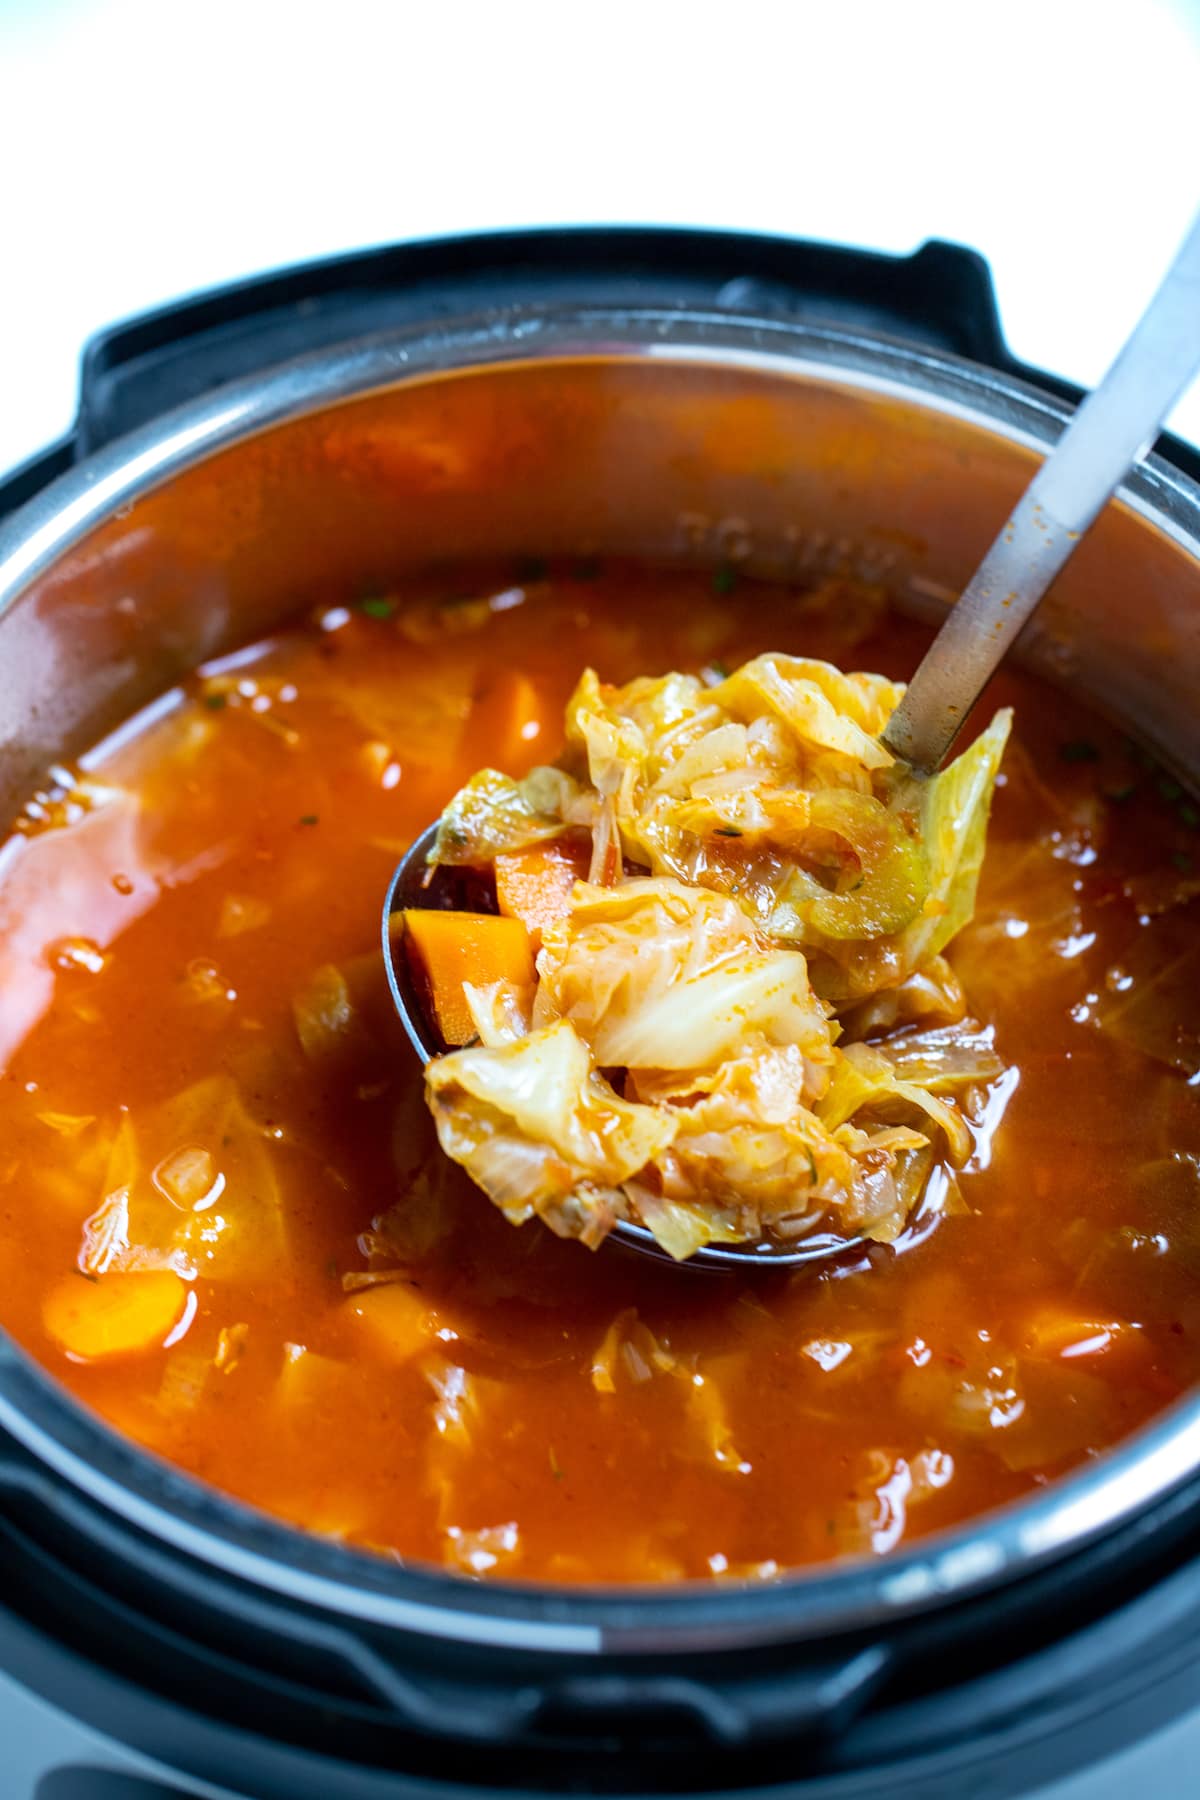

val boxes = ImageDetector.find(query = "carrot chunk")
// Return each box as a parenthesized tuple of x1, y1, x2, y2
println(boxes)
(470, 671, 545, 774)
(403, 909, 535, 1046)
(43, 1270, 188, 1360)
(494, 839, 590, 949)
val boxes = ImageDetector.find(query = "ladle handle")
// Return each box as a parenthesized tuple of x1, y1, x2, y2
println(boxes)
(884, 207, 1200, 776)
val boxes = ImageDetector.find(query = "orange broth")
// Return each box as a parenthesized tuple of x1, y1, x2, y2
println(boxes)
(1, 564, 1198, 1583)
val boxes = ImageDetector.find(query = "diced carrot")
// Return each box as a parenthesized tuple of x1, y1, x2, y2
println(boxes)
(402, 909, 535, 1046)
(470, 670, 545, 775)
(345, 1281, 444, 1362)
(494, 839, 590, 949)
(43, 1270, 188, 1360)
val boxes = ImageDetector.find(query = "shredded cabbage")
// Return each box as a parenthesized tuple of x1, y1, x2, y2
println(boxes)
(462, 979, 532, 1048)
(1089, 914, 1200, 1079)
(534, 878, 833, 1078)
(77, 1077, 287, 1281)
(651, 1046, 888, 1231)
(816, 1041, 975, 1166)
(425, 1020, 677, 1243)
(839, 955, 966, 1038)
(877, 1022, 1005, 1090)
(292, 965, 354, 1059)
(590, 1307, 677, 1392)
(889, 710, 1014, 973)
(421, 647, 1011, 1256)
(432, 768, 587, 865)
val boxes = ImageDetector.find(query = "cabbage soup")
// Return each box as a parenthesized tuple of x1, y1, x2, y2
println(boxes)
(1, 563, 1198, 1582)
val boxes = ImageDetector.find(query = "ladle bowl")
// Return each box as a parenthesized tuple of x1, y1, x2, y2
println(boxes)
(380, 825, 863, 1270)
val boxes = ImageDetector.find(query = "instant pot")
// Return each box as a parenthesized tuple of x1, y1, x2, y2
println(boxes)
(1, 229, 1199, 1800)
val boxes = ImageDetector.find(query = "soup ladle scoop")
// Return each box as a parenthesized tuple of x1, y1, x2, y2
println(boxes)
(382, 208, 1200, 1272)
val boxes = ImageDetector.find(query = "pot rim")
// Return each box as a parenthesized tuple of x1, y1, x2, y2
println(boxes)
(1, 303, 1199, 1657)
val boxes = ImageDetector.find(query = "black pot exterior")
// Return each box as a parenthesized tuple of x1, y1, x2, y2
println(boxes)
(5, 1427, 1200, 1796)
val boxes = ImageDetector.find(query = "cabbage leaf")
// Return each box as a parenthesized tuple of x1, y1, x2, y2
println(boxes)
(77, 1076, 287, 1282)
(1089, 913, 1200, 1078)
(534, 878, 834, 1079)
(425, 1020, 676, 1242)
(431, 767, 587, 866)
(890, 709, 1013, 973)
(709, 655, 902, 771)
(817, 1040, 975, 1166)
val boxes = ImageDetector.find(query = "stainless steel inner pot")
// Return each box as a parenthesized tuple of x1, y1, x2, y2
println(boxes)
(0, 306, 1197, 1661)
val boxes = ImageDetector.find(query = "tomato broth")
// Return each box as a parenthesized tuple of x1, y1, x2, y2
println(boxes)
(1, 565, 1198, 1584)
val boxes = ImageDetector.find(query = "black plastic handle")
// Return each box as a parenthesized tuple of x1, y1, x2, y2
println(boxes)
(37, 1775, 189, 1800)
(0, 1444, 890, 1762)
(67, 230, 1012, 459)
(0, 433, 77, 519)
(2, 226, 1196, 524)
(531, 1643, 891, 1749)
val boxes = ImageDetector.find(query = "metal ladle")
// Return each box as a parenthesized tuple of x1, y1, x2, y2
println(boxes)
(383, 208, 1200, 1272)
(884, 207, 1200, 773)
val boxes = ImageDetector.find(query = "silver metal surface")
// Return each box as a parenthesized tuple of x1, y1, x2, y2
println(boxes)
(886, 207, 1200, 773)
(0, 309, 1197, 1657)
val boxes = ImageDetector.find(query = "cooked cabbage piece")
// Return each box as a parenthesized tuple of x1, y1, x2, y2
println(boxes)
(425, 1019, 677, 1246)
(533, 879, 833, 1080)
(420, 651, 1010, 1257)
(76, 1076, 287, 1281)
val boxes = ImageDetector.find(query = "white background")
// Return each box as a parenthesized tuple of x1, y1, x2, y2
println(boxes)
(1, 0, 1198, 476)
(1, 4, 1200, 1795)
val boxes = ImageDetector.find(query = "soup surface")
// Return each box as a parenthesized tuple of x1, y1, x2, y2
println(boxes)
(1, 565, 1198, 1583)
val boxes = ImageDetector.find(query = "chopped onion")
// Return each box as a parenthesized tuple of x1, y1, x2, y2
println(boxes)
(152, 1146, 222, 1211)
(218, 894, 271, 939)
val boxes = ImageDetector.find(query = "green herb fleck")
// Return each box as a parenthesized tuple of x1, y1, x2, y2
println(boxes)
(548, 1446, 564, 1481)
(203, 692, 227, 712)
(1158, 775, 1184, 803)
(299, 813, 320, 827)
(712, 566, 738, 596)
(1104, 783, 1137, 804)
(1060, 739, 1099, 764)
(714, 826, 743, 838)
(359, 596, 396, 620)
(1180, 803, 1199, 829)
(325, 1256, 339, 1279)
(1170, 851, 1194, 873)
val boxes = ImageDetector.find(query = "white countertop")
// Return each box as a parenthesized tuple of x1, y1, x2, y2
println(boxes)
(2, 0, 1198, 475)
